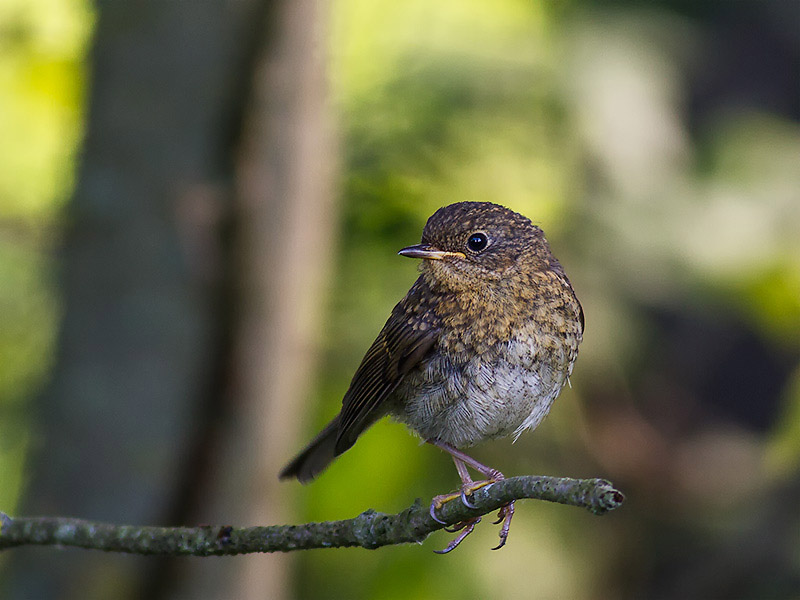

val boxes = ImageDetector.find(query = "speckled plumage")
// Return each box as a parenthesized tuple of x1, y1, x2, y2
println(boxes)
(280, 202, 583, 484)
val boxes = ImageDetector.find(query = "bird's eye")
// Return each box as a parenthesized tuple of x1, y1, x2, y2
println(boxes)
(466, 232, 489, 253)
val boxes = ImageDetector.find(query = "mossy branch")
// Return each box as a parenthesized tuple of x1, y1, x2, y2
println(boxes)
(0, 475, 623, 555)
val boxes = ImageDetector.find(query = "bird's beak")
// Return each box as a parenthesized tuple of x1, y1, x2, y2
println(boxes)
(398, 243, 465, 260)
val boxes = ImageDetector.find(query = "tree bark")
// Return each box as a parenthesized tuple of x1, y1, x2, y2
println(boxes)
(0, 477, 625, 554)
(2, 1, 279, 598)
(172, 1, 336, 599)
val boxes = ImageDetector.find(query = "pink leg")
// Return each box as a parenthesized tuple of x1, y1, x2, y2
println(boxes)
(427, 439, 516, 552)
(428, 439, 505, 481)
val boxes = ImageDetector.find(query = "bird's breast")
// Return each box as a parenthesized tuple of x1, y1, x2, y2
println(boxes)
(391, 321, 579, 448)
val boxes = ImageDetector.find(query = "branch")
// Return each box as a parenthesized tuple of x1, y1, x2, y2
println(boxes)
(0, 475, 623, 555)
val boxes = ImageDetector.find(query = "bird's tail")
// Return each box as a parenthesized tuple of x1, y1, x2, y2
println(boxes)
(279, 415, 341, 483)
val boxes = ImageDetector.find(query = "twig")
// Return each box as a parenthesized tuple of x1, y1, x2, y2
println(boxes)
(0, 475, 623, 555)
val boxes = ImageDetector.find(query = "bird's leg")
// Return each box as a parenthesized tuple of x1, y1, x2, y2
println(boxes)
(429, 455, 477, 517)
(428, 439, 515, 551)
(429, 455, 483, 554)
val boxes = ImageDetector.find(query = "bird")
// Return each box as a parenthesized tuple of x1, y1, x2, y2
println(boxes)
(280, 201, 583, 553)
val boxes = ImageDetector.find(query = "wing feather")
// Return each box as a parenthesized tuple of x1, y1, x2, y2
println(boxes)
(335, 299, 438, 454)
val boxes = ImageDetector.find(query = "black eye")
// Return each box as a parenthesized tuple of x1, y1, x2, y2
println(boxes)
(466, 232, 488, 252)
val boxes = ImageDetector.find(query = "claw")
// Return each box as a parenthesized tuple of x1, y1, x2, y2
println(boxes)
(429, 502, 448, 525)
(434, 517, 480, 554)
(429, 490, 463, 525)
(490, 501, 515, 550)
(430, 478, 516, 553)
(492, 505, 507, 525)
(491, 534, 508, 551)
(424, 442, 516, 553)
(460, 489, 477, 509)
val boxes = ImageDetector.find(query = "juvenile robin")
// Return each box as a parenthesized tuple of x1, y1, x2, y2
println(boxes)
(280, 201, 584, 552)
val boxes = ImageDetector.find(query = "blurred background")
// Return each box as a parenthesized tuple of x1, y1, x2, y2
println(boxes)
(1, 0, 799, 598)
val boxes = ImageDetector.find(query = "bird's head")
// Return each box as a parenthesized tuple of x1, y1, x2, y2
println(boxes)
(399, 202, 556, 293)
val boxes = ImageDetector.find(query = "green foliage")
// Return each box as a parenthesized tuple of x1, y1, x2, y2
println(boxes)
(0, 0, 92, 219)
(298, 1, 800, 598)
(0, 0, 92, 512)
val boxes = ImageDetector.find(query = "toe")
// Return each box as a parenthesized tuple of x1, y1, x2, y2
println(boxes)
(491, 501, 515, 550)
(434, 518, 479, 554)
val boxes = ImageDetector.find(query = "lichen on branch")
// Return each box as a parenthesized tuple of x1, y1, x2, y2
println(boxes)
(0, 475, 623, 555)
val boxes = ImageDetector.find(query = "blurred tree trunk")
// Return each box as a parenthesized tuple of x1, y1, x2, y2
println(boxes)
(2, 0, 335, 599)
(173, 0, 336, 598)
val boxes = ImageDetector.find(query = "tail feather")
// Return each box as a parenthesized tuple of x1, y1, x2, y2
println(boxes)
(279, 416, 341, 483)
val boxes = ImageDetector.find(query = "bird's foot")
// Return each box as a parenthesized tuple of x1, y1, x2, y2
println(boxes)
(428, 479, 494, 524)
(430, 476, 512, 553)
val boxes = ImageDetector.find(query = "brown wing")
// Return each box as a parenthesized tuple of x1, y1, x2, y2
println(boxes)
(334, 300, 438, 455)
